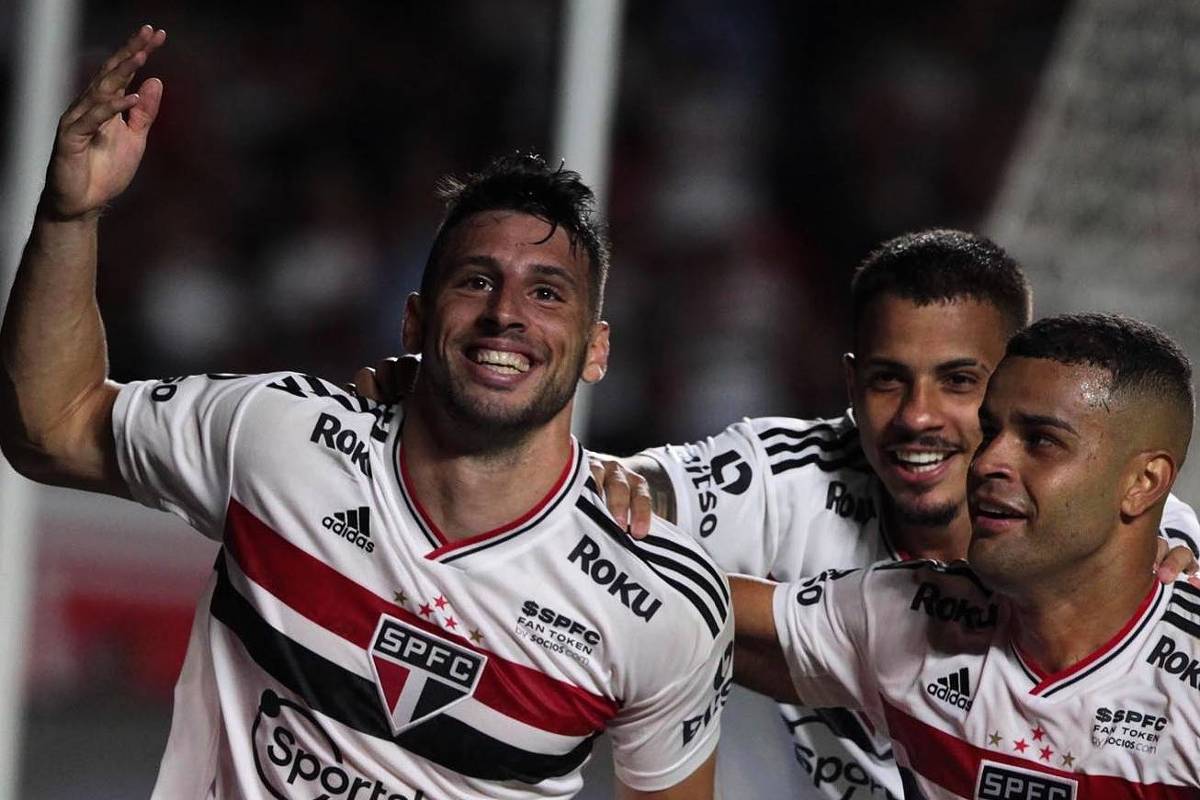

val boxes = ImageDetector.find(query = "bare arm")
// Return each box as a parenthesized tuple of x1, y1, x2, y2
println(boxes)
(0, 26, 165, 494)
(616, 752, 716, 800)
(730, 575, 802, 703)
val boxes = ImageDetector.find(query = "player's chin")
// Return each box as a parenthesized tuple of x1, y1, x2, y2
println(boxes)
(891, 490, 962, 528)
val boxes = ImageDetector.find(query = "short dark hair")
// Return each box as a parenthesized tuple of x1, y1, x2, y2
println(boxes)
(851, 229, 1032, 337)
(420, 153, 610, 320)
(1006, 313, 1195, 424)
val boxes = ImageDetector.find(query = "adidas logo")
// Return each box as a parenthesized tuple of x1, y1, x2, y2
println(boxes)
(926, 667, 972, 710)
(322, 507, 375, 553)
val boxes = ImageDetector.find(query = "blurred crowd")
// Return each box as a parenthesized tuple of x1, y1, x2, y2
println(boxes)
(46, 0, 1068, 456)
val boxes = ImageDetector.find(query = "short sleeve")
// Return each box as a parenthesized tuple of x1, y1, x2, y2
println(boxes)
(642, 418, 779, 575)
(1161, 493, 1200, 558)
(111, 373, 267, 539)
(771, 567, 871, 711)
(606, 578, 735, 791)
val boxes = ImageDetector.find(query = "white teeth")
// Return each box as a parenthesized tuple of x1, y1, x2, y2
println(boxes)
(894, 451, 950, 468)
(979, 502, 1018, 516)
(473, 348, 530, 373)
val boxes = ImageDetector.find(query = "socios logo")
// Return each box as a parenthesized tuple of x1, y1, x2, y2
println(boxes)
(251, 689, 428, 800)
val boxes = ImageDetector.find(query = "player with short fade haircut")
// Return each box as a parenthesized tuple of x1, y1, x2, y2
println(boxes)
(567, 230, 1200, 800)
(733, 312, 1200, 798)
(851, 228, 1033, 339)
(421, 153, 610, 322)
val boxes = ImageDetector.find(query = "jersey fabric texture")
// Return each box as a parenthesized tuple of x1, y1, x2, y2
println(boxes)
(645, 413, 1200, 800)
(774, 561, 1200, 798)
(112, 373, 733, 800)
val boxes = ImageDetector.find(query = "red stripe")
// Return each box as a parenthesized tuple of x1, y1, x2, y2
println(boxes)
(881, 697, 1198, 799)
(1015, 581, 1159, 694)
(401, 443, 576, 557)
(224, 499, 617, 736)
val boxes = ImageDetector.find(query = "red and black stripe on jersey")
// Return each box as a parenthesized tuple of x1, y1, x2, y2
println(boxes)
(213, 499, 616, 783)
(576, 487, 729, 639)
(757, 419, 871, 476)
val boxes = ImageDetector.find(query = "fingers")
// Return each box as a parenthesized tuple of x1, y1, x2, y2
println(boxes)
(1155, 544, 1199, 585)
(62, 26, 166, 133)
(599, 460, 633, 530)
(627, 472, 654, 540)
(126, 77, 164, 134)
(351, 367, 382, 402)
(379, 355, 421, 401)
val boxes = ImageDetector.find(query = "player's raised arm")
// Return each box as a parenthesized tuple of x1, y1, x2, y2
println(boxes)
(0, 25, 165, 494)
(728, 575, 802, 703)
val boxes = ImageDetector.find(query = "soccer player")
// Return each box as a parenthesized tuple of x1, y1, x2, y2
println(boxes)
(0, 27, 732, 799)
(733, 312, 1200, 797)
(579, 231, 1200, 799)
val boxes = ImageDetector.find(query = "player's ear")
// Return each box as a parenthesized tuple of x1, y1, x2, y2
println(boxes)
(402, 293, 424, 354)
(1121, 450, 1176, 521)
(842, 352, 858, 409)
(581, 321, 610, 384)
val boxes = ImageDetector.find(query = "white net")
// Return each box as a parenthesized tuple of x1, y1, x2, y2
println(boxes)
(987, 0, 1200, 503)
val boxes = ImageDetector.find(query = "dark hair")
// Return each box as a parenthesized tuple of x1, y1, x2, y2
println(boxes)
(1006, 313, 1194, 422)
(420, 153, 610, 319)
(851, 229, 1032, 336)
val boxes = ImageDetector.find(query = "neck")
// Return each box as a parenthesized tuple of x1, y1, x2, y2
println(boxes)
(401, 384, 575, 542)
(888, 501, 973, 563)
(1008, 534, 1157, 675)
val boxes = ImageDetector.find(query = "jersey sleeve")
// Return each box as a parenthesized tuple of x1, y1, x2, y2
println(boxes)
(642, 418, 780, 575)
(1160, 493, 1200, 558)
(606, 534, 736, 792)
(111, 373, 269, 540)
(771, 567, 872, 711)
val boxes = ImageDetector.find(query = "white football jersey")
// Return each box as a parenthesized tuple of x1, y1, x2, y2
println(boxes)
(774, 561, 1200, 798)
(112, 373, 733, 800)
(646, 413, 1200, 800)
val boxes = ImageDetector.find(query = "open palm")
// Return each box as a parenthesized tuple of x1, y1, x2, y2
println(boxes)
(45, 26, 166, 220)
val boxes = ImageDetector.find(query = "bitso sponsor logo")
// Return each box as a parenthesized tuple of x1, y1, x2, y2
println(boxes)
(322, 507, 374, 553)
(252, 689, 427, 799)
(369, 615, 486, 735)
(567, 535, 662, 621)
(975, 760, 1076, 800)
(310, 412, 372, 477)
(1092, 706, 1168, 753)
(910, 582, 997, 630)
(681, 641, 734, 746)
(927, 667, 973, 711)
(681, 450, 751, 538)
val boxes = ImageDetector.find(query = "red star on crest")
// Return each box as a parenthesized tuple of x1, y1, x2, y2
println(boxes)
(445, 616, 458, 629)
(419, 603, 433, 617)
(1013, 739, 1028, 753)
(1031, 725, 1046, 741)
(433, 595, 449, 610)
(1039, 746, 1053, 761)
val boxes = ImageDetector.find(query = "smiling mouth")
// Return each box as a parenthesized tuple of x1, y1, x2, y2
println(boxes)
(972, 499, 1027, 521)
(470, 348, 531, 375)
(889, 450, 955, 473)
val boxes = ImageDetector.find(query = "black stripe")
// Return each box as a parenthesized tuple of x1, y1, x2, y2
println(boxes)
(1163, 609, 1200, 640)
(1168, 592, 1200, 618)
(770, 450, 870, 476)
(1011, 642, 1040, 686)
(758, 421, 843, 442)
(1175, 581, 1200, 602)
(392, 428, 440, 549)
(762, 428, 859, 458)
(576, 499, 723, 638)
(211, 556, 593, 782)
(441, 450, 584, 564)
(1042, 585, 1163, 698)
(876, 560, 928, 573)
(579, 494, 729, 615)
(874, 559, 991, 596)
(1164, 527, 1200, 558)
(637, 533, 730, 605)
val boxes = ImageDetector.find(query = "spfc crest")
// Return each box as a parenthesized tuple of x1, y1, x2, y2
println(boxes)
(369, 615, 487, 734)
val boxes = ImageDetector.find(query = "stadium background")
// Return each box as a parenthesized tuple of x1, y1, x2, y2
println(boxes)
(2, 1, 1198, 797)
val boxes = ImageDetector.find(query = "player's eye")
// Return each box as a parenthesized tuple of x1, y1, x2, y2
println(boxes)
(533, 285, 564, 302)
(462, 275, 493, 291)
(944, 372, 980, 392)
(867, 371, 903, 390)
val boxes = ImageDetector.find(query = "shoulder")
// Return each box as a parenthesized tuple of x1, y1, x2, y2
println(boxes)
(864, 559, 999, 630)
(572, 484, 730, 642)
(742, 412, 871, 479)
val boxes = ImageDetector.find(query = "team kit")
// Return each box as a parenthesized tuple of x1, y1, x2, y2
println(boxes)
(5, 23, 1200, 800)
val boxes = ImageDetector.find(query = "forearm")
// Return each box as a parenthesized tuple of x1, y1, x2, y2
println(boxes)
(0, 212, 113, 472)
(729, 575, 801, 702)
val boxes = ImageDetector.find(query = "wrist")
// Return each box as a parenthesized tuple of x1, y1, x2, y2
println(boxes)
(35, 195, 105, 226)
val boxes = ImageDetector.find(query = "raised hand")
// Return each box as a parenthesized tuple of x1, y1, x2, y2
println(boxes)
(349, 355, 421, 403)
(588, 456, 655, 538)
(43, 25, 166, 221)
